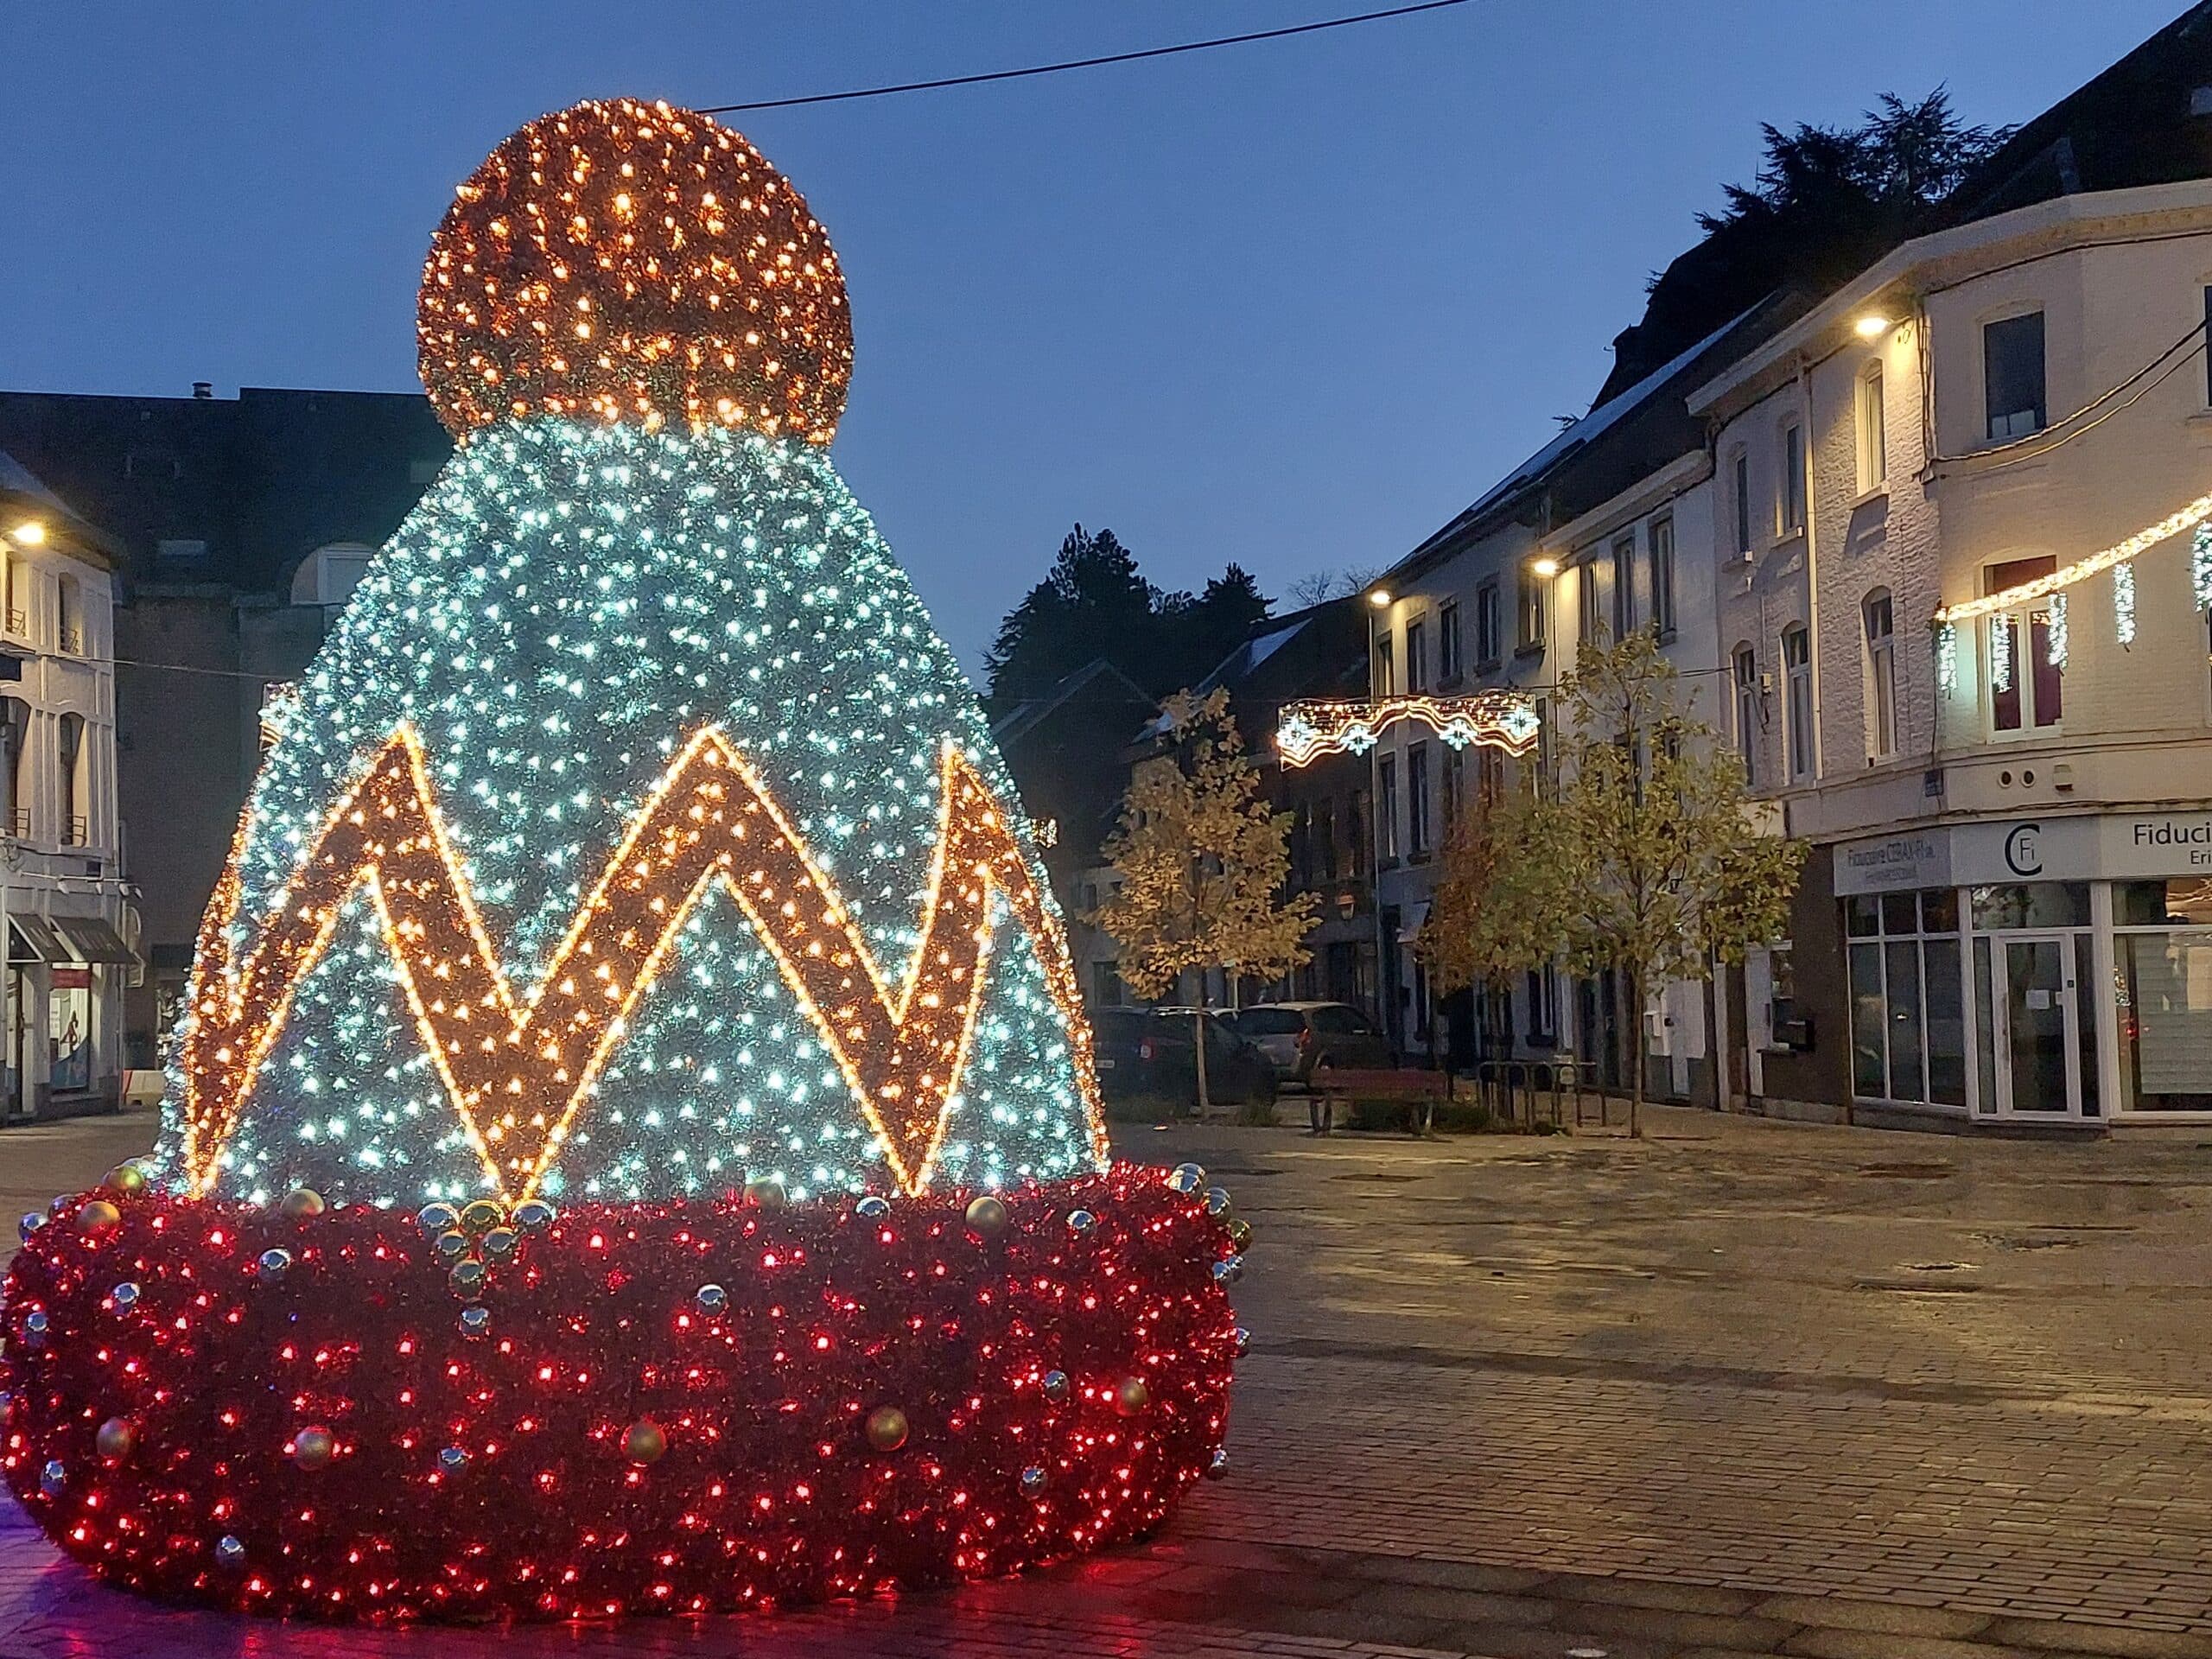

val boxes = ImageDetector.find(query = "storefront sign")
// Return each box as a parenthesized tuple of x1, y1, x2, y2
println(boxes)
(1836, 811, 2212, 893)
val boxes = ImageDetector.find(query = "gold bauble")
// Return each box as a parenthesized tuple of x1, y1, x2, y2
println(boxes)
(76, 1199, 121, 1235)
(103, 1163, 148, 1198)
(279, 1187, 326, 1219)
(1113, 1376, 1150, 1417)
(289, 1426, 337, 1470)
(963, 1195, 1009, 1237)
(95, 1416, 137, 1460)
(864, 1405, 910, 1452)
(418, 99, 853, 446)
(460, 1198, 505, 1236)
(745, 1177, 787, 1212)
(624, 1419, 667, 1465)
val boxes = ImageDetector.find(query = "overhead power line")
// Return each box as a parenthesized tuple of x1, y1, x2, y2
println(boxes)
(697, 1, 1471, 114)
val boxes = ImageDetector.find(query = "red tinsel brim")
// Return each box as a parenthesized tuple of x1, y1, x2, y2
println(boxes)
(0, 1168, 1237, 1622)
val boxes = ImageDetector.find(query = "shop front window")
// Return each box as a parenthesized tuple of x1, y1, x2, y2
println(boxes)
(49, 964, 90, 1094)
(2115, 879, 2212, 1111)
(1843, 888, 1965, 1105)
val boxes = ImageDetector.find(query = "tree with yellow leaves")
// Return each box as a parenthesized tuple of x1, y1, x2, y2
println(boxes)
(1096, 689, 1317, 1109)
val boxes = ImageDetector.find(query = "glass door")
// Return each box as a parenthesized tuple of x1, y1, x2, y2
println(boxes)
(1993, 934, 2079, 1116)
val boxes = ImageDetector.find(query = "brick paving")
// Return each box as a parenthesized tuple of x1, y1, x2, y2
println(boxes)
(8, 1105, 2212, 1656)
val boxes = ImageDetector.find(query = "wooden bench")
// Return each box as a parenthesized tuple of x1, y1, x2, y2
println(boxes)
(1307, 1068, 1452, 1137)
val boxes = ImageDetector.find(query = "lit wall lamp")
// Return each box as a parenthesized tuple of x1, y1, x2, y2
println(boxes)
(9, 521, 45, 545)
(1366, 588, 1393, 608)
(1529, 556, 1560, 579)
(1853, 314, 1893, 340)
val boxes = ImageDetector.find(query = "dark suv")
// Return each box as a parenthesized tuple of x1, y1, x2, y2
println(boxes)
(1090, 1007, 1279, 1109)
(1228, 1001, 1395, 1084)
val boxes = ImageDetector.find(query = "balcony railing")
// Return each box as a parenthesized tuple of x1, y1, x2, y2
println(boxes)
(3, 807, 27, 841)
(62, 815, 86, 848)
(58, 626, 82, 657)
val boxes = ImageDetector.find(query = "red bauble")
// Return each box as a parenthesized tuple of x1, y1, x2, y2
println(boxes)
(0, 1168, 1238, 1622)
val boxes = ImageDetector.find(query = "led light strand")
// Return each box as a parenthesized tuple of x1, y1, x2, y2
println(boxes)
(182, 724, 1108, 1202)
(2192, 525, 2212, 611)
(1936, 621, 1959, 694)
(1933, 485, 2212, 624)
(1989, 613, 2014, 694)
(2114, 563, 2137, 646)
(2047, 594, 2068, 668)
(1277, 691, 1540, 768)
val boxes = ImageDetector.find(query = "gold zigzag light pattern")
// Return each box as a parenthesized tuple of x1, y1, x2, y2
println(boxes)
(179, 725, 1109, 1202)
(1275, 692, 1541, 769)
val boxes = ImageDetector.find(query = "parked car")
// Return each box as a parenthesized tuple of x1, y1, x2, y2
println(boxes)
(1227, 1001, 1395, 1084)
(1090, 1007, 1278, 1109)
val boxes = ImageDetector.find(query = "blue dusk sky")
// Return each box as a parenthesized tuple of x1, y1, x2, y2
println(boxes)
(0, 1, 2184, 674)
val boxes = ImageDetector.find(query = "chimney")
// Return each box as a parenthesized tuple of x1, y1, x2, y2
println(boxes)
(191, 382, 213, 400)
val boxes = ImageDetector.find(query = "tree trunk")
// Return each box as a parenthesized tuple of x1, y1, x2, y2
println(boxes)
(1623, 965, 1644, 1139)
(1702, 966, 1725, 1114)
(1192, 1005, 1211, 1119)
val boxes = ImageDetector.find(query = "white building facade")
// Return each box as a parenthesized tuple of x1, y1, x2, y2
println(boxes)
(0, 488, 138, 1121)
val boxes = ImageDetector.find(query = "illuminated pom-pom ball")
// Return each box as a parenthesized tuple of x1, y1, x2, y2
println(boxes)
(865, 1405, 911, 1452)
(1167, 1164, 1207, 1196)
(279, 1186, 326, 1219)
(695, 1283, 728, 1314)
(624, 1420, 667, 1465)
(213, 1535, 246, 1572)
(22, 1311, 48, 1350)
(1020, 1465, 1047, 1497)
(432, 1230, 472, 1266)
(855, 1196, 891, 1222)
(39, 1459, 65, 1497)
(257, 1248, 292, 1285)
(481, 1226, 519, 1263)
(416, 98, 853, 445)
(16, 1211, 44, 1244)
(1207, 1447, 1231, 1480)
(745, 1177, 787, 1212)
(1204, 1186, 1234, 1222)
(461, 1198, 505, 1236)
(438, 1446, 472, 1477)
(95, 1417, 137, 1461)
(417, 1203, 460, 1238)
(289, 1426, 336, 1471)
(1113, 1377, 1151, 1417)
(1040, 1369, 1071, 1404)
(450, 1259, 488, 1300)
(459, 1306, 491, 1340)
(513, 1199, 556, 1234)
(110, 1281, 141, 1313)
(1066, 1209, 1097, 1238)
(75, 1199, 120, 1236)
(103, 1162, 149, 1198)
(964, 1195, 1008, 1237)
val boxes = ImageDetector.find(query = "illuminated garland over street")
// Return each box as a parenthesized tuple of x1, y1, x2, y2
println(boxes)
(1932, 484, 2212, 625)
(2, 99, 1244, 1623)
(1276, 690, 1541, 768)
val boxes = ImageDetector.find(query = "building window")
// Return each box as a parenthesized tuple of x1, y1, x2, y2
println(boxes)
(1857, 365, 1887, 493)
(1985, 555, 2061, 734)
(1516, 563, 1546, 651)
(1783, 626, 1814, 781)
(1648, 516, 1675, 640)
(2114, 879, 2212, 1110)
(1442, 746, 1463, 837)
(1525, 966, 1559, 1043)
(1407, 742, 1431, 858)
(1985, 312, 2047, 439)
(1374, 632, 1394, 697)
(0, 699, 27, 840)
(1732, 645, 1759, 785)
(1477, 747, 1504, 809)
(1864, 591, 1897, 760)
(1405, 618, 1428, 693)
(1377, 758, 1399, 863)
(1844, 888, 1966, 1107)
(1780, 422, 1807, 535)
(1532, 695, 1553, 794)
(1610, 533, 1635, 639)
(1349, 787, 1370, 872)
(1438, 600, 1462, 682)
(1474, 582, 1501, 667)
(1732, 450, 1752, 556)
(1316, 798, 1338, 880)
(56, 575, 82, 657)
(1577, 560, 1604, 646)
(56, 712, 85, 847)
(1091, 960, 1122, 1007)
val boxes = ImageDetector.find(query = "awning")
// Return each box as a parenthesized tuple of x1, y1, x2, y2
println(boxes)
(1396, 899, 1431, 944)
(49, 915, 141, 968)
(9, 915, 66, 964)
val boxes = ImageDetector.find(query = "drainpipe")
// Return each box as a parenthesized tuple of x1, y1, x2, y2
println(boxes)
(1797, 353, 1825, 784)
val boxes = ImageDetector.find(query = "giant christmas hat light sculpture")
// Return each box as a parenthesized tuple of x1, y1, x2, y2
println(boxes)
(1, 99, 1241, 1621)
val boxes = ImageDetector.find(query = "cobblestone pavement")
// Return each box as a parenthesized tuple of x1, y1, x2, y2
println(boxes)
(10, 1104, 2212, 1656)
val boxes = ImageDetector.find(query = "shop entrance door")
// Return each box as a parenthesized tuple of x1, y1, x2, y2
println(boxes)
(1993, 934, 2080, 1117)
